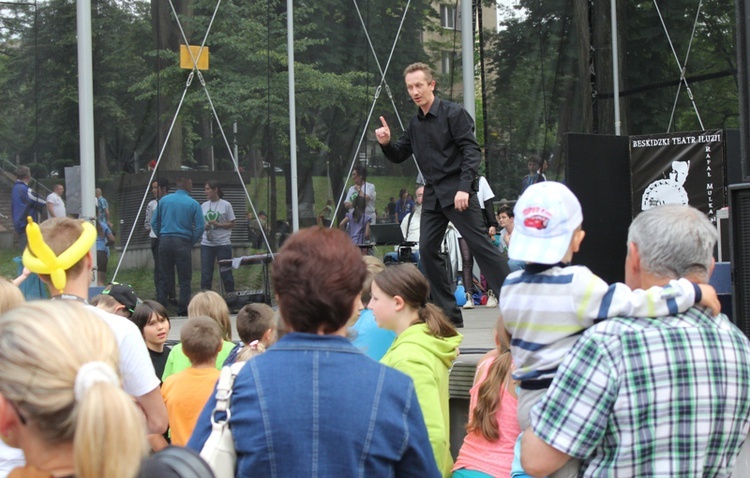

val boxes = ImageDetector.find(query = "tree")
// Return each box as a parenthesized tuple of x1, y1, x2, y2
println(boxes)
(481, 0, 737, 200)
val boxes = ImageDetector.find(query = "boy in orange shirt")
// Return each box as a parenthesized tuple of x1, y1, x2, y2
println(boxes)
(161, 316, 222, 445)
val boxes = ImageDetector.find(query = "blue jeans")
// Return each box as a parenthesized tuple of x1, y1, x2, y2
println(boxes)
(201, 244, 234, 293)
(187, 333, 439, 477)
(158, 235, 193, 315)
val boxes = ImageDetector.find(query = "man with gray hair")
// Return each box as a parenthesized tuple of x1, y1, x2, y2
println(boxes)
(521, 204, 750, 477)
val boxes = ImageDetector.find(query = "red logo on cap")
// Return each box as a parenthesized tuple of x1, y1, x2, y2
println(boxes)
(524, 215, 549, 230)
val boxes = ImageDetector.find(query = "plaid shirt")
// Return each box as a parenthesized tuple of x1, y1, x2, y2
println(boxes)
(530, 307, 750, 477)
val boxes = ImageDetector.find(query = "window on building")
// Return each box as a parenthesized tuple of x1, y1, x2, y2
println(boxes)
(441, 4, 458, 30)
(441, 51, 454, 74)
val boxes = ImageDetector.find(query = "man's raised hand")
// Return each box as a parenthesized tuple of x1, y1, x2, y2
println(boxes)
(375, 116, 391, 145)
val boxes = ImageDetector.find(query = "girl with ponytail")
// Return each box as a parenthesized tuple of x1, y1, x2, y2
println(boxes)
(452, 316, 520, 477)
(369, 264, 463, 478)
(0, 302, 148, 478)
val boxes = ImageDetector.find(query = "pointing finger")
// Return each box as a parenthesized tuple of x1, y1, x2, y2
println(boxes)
(379, 116, 388, 129)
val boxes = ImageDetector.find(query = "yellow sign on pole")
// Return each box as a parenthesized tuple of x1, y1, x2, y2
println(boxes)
(180, 45, 210, 70)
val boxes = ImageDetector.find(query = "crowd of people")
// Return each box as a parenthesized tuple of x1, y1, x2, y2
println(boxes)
(3, 59, 749, 478)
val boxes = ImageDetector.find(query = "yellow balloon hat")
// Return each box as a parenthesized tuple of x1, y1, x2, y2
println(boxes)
(22, 217, 97, 292)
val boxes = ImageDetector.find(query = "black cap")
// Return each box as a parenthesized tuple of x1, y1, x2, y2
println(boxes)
(104, 283, 140, 314)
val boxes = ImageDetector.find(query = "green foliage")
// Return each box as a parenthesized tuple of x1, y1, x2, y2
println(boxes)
(1, 0, 432, 196)
(482, 0, 737, 200)
(28, 163, 48, 179)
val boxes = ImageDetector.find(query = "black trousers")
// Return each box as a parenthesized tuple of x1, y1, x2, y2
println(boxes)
(151, 237, 175, 300)
(420, 195, 510, 324)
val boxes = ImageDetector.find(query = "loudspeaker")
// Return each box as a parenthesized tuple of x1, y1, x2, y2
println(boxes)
(729, 184, 750, 334)
(725, 129, 745, 186)
(224, 289, 267, 312)
(566, 133, 632, 284)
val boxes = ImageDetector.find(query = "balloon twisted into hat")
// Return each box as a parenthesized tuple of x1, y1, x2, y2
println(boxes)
(22, 217, 96, 292)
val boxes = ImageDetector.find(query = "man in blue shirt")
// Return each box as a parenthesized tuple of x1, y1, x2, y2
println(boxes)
(11, 166, 47, 252)
(151, 176, 204, 316)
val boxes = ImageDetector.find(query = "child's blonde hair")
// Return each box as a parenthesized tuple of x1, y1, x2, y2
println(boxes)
(0, 302, 148, 478)
(0, 278, 25, 313)
(361, 256, 385, 305)
(188, 290, 232, 341)
(236, 340, 267, 362)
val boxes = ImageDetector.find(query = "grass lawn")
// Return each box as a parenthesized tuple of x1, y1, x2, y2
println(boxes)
(239, 175, 419, 221)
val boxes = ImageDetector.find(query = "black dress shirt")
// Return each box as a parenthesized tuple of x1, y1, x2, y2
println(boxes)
(381, 97, 481, 210)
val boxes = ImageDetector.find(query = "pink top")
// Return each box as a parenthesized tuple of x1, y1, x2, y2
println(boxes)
(452, 356, 521, 477)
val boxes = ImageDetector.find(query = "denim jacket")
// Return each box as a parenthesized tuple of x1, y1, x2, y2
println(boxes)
(188, 332, 440, 478)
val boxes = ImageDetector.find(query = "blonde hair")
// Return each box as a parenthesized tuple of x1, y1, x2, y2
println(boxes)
(236, 341, 267, 362)
(0, 302, 147, 478)
(361, 255, 385, 305)
(90, 294, 120, 313)
(404, 62, 435, 82)
(188, 290, 232, 341)
(0, 278, 25, 313)
(466, 315, 514, 441)
(38, 218, 88, 279)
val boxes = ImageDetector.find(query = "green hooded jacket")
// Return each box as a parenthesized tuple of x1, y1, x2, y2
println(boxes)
(381, 323, 463, 478)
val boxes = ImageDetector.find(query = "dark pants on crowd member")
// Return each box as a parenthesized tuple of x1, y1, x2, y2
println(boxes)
(17, 231, 28, 254)
(201, 245, 235, 293)
(158, 235, 193, 316)
(420, 195, 510, 325)
(151, 238, 175, 301)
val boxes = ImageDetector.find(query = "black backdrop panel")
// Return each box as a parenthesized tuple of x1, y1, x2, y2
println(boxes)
(630, 130, 725, 221)
(566, 133, 632, 285)
(725, 129, 744, 186)
(729, 184, 750, 334)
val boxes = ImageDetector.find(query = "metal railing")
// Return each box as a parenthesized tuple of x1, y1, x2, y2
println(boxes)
(0, 158, 53, 197)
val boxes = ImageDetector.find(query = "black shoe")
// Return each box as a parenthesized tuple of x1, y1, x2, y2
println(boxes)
(451, 320, 464, 329)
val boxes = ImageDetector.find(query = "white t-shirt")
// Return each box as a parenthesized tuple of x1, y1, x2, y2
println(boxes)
(477, 176, 495, 207)
(46, 192, 66, 218)
(399, 206, 421, 250)
(0, 306, 160, 476)
(145, 199, 158, 239)
(0, 442, 24, 478)
(201, 199, 236, 246)
(346, 181, 377, 224)
(88, 305, 160, 398)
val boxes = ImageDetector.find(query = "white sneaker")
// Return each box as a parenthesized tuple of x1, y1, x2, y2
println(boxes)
(485, 290, 498, 308)
(462, 293, 474, 309)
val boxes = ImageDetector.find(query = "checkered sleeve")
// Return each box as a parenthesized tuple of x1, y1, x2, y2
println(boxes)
(529, 331, 619, 459)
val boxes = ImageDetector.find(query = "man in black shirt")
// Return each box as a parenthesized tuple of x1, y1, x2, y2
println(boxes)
(375, 62, 509, 327)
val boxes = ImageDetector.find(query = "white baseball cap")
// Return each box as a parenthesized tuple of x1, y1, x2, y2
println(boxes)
(509, 182, 583, 265)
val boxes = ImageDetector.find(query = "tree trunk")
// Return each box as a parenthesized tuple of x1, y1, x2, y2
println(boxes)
(97, 136, 111, 176)
(151, 0, 187, 170)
